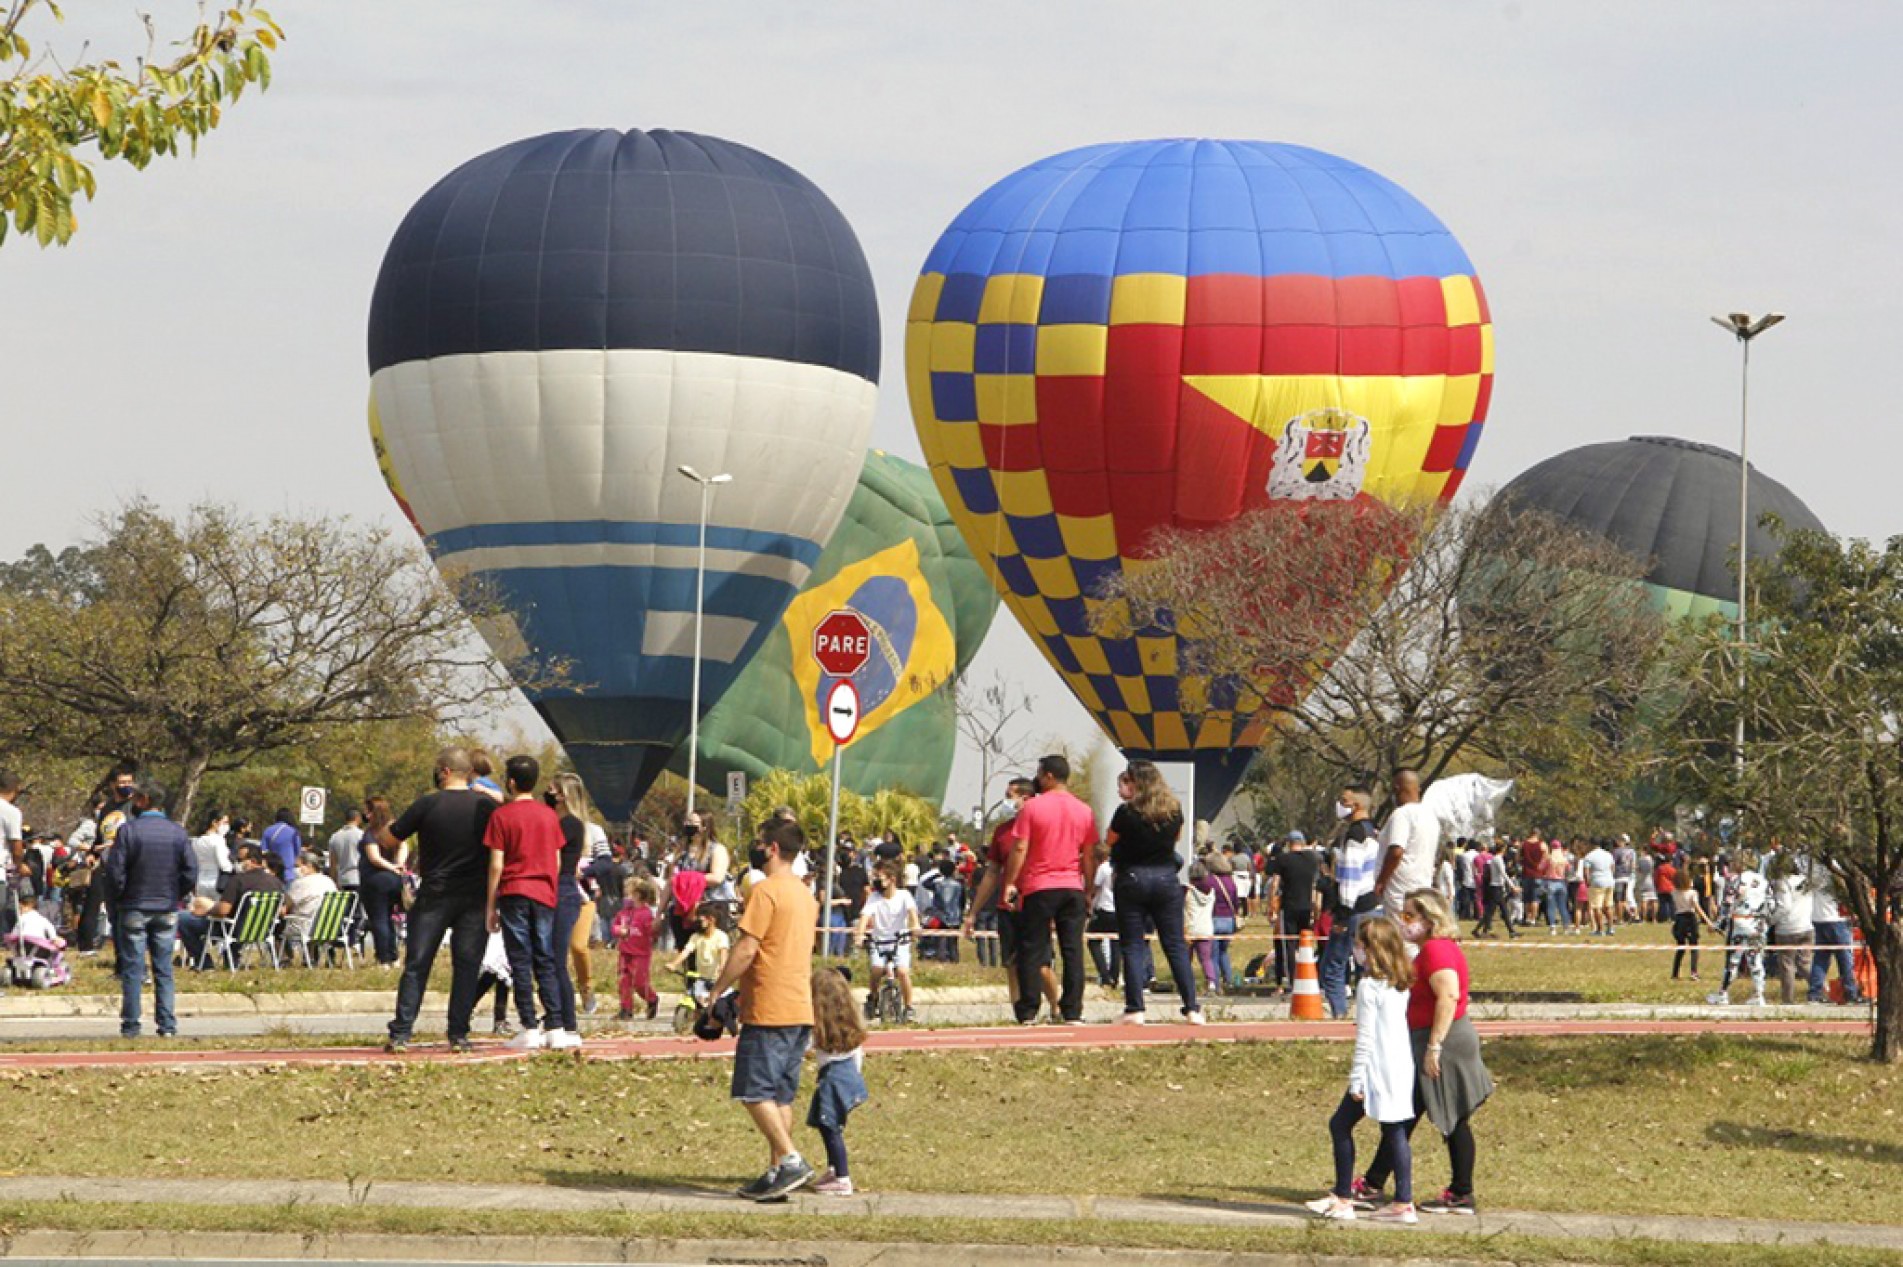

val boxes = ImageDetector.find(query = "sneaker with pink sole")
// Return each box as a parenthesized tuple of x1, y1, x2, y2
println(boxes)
(813, 1174, 855, 1196)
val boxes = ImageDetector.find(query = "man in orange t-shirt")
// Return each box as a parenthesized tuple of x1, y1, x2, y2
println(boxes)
(708, 818, 818, 1202)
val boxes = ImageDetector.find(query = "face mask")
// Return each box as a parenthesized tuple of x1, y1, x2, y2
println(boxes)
(1335, 802, 1353, 821)
(1400, 917, 1428, 944)
(1351, 944, 1368, 969)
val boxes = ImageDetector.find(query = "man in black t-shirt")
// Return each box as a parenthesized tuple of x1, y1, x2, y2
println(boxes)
(382, 747, 496, 1053)
(1268, 831, 1321, 992)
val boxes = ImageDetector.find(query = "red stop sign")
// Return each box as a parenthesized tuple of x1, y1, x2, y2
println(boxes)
(813, 609, 872, 677)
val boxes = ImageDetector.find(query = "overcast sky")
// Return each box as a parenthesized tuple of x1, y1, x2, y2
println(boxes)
(3, 2, 1895, 817)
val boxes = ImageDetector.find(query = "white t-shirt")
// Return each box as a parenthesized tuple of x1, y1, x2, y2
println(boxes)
(0, 798, 21, 878)
(1583, 847, 1615, 888)
(902, 861, 920, 890)
(585, 821, 610, 859)
(14, 908, 58, 945)
(861, 888, 917, 940)
(1379, 802, 1440, 911)
(1091, 860, 1116, 913)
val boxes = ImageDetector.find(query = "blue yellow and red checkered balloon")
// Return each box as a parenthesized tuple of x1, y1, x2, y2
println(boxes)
(905, 140, 1493, 813)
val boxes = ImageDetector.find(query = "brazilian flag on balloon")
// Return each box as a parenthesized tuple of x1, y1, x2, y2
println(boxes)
(672, 452, 999, 803)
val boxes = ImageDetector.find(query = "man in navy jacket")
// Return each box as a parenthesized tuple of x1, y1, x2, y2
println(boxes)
(103, 781, 197, 1038)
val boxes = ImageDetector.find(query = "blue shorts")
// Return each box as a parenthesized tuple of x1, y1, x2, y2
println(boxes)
(731, 1024, 811, 1105)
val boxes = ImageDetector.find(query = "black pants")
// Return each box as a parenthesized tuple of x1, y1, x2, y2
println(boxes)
(1475, 884, 1517, 937)
(1366, 1112, 1475, 1201)
(1113, 865, 1198, 1017)
(1014, 887, 1088, 1023)
(78, 882, 109, 954)
(1671, 912, 1700, 977)
(1273, 908, 1315, 986)
(1087, 910, 1120, 985)
(388, 888, 486, 1044)
(1331, 1092, 1412, 1203)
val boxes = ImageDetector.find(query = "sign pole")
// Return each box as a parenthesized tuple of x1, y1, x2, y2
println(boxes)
(823, 741, 842, 957)
(811, 613, 867, 959)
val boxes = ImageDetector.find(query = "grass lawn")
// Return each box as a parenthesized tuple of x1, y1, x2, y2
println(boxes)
(3, 1200, 1898, 1267)
(0, 1034, 1893, 1228)
(50, 918, 1761, 1007)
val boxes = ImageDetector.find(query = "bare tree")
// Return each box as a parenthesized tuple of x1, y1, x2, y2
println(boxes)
(1095, 499, 1666, 798)
(0, 502, 564, 822)
(946, 670, 1039, 822)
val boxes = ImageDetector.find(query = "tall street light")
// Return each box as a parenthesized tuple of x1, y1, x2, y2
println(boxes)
(677, 465, 733, 815)
(1709, 311, 1785, 785)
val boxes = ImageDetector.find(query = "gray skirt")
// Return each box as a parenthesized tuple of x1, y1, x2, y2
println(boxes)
(1410, 1017, 1492, 1136)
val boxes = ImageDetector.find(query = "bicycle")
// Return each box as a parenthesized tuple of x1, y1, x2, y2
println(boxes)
(863, 931, 913, 1025)
(672, 971, 714, 1034)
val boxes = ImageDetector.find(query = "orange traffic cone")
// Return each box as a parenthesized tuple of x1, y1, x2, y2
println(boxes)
(1290, 927, 1325, 1020)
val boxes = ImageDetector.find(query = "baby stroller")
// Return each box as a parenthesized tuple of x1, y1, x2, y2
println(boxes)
(7, 933, 71, 990)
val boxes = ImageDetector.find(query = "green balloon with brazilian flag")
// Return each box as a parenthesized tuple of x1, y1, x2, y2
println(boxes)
(671, 452, 999, 803)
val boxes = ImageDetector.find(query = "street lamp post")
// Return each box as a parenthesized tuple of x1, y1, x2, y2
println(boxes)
(1709, 312, 1785, 785)
(677, 465, 733, 817)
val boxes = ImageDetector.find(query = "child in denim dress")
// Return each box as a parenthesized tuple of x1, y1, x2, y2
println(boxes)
(807, 966, 868, 1195)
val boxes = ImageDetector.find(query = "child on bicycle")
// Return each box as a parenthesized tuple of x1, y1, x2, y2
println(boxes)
(667, 901, 730, 1009)
(808, 966, 869, 1195)
(613, 876, 660, 1021)
(852, 862, 922, 1023)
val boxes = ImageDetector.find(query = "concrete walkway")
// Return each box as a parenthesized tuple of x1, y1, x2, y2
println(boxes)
(0, 1173, 1897, 1254)
(0, 1016, 1871, 1070)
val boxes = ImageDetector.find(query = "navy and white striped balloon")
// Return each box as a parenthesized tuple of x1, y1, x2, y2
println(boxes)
(368, 129, 880, 819)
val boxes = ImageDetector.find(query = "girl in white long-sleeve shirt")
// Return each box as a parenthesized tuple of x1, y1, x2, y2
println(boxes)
(1306, 916, 1417, 1224)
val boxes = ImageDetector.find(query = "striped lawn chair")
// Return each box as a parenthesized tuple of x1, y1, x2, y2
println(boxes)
(289, 890, 359, 969)
(209, 890, 285, 971)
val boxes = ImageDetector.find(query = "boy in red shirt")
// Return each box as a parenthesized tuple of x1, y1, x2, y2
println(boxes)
(484, 755, 571, 1050)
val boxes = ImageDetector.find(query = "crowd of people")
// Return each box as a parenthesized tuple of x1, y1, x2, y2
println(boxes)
(0, 749, 1873, 1217)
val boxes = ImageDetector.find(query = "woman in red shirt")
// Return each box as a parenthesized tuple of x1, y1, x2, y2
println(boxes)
(1358, 889, 1493, 1216)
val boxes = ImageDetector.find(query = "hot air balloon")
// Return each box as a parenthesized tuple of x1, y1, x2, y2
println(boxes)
(670, 451, 999, 802)
(906, 140, 1493, 813)
(1495, 436, 1825, 619)
(368, 129, 880, 820)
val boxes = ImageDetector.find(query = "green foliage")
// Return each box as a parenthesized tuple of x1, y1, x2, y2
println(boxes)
(1655, 525, 1903, 1061)
(739, 769, 943, 851)
(0, 1, 282, 247)
(0, 502, 545, 824)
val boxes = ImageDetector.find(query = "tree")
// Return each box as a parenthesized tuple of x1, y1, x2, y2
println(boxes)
(1095, 500, 1666, 801)
(946, 670, 1038, 821)
(1656, 527, 1903, 1063)
(0, 502, 561, 823)
(2, 1, 281, 246)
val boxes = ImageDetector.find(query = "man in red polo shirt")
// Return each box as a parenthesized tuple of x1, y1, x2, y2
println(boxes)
(1000, 754, 1096, 1025)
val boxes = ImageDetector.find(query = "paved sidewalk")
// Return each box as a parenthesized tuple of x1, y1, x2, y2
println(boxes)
(0, 1017, 1870, 1070)
(0, 1173, 1897, 1253)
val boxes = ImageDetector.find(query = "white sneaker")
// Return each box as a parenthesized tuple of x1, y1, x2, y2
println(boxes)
(1748, 994, 1767, 1008)
(1705, 991, 1730, 1007)
(1185, 1010, 1207, 1026)
(1121, 1011, 1148, 1025)
(547, 1028, 583, 1050)
(505, 1026, 547, 1050)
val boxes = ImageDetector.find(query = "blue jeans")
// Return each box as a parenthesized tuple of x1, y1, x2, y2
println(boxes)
(825, 906, 850, 958)
(1212, 914, 1237, 987)
(388, 887, 487, 1044)
(1331, 1091, 1411, 1203)
(975, 910, 999, 967)
(1113, 865, 1199, 1017)
(552, 879, 584, 1032)
(1809, 920, 1861, 1002)
(117, 908, 178, 1037)
(1542, 879, 1567, 929)
(497, 894, 563, 1031)
(176, 910, 211, 968)
(1320, 910, 1368, 1019)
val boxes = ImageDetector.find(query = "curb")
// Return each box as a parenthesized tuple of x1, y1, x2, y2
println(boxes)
(0, 1228, 1553, 1266)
